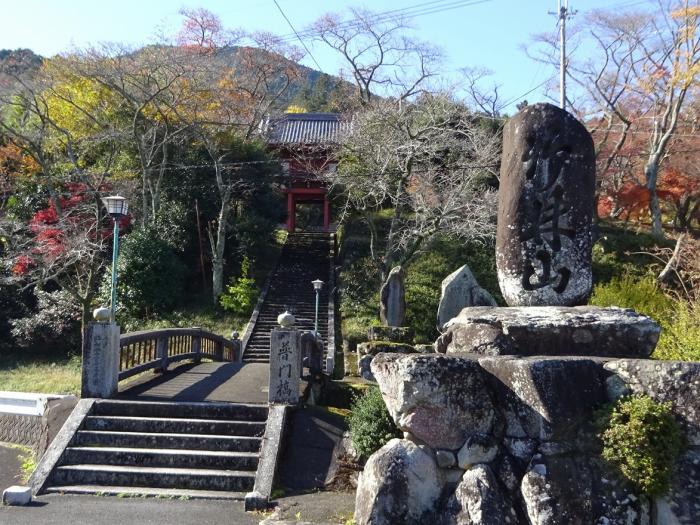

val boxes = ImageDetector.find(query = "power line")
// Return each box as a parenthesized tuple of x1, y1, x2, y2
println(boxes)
(274, 0, 494, 45)
(273, 0, 323, 71)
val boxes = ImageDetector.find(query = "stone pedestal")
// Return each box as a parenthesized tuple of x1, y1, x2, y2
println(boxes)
(269, 329, 301, 404)
(81, 322, 120, 398)
(437, 306, 660, 358)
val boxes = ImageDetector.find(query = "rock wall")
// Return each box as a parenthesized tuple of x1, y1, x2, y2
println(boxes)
(355, 352, 700, 525)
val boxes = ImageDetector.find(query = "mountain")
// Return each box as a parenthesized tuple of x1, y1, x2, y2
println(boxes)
(0, 49, 43, 76)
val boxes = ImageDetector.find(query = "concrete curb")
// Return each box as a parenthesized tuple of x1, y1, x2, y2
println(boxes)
(28, 398, 95, 495)
(245, 404, 288, 511)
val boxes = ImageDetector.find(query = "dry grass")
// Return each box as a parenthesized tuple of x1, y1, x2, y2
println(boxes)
(0, 354, 81, 395)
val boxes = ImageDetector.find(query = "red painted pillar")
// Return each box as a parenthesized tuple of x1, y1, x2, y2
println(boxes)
(323, 194, 330, 232)
(287, 192, 295, 232)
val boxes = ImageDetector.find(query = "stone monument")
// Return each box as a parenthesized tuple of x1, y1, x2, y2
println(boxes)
(496, 103, 595, 306)
(380, 266, 406, 327)
(269, 312, 301, 405)
(353, 104, 700, 525)
(436, 264, 497, 330)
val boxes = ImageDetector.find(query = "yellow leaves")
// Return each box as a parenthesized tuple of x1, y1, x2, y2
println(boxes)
(43, 72, 122, 139)
(286, 105, 308, 113)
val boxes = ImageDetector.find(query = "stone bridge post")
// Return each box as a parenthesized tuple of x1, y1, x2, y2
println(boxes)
(81, 313, 120, 398)
(269, 313, 301, 404)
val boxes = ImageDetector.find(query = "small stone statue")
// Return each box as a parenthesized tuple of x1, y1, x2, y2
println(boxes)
(496, 103, 595, 306)
(380, 266, 406, 327)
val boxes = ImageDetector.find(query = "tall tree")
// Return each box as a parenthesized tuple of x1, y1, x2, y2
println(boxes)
(530, 0, 700, 237)
(177, 8, 303, 299)
(329, 94, 499, 283)
(309, 7, 442, 104)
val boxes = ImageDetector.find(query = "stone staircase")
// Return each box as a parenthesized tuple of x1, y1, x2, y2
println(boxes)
(42, 399, 267, 499)
(243, 232, 331, 364)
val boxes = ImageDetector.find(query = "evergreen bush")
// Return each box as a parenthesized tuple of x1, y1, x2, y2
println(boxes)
(348, 386, 401, 461)
(598, 395, 684, 496)
(110, 225, 187, 318)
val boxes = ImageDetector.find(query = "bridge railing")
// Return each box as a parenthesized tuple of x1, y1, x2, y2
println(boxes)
(118, 327, 241, 382)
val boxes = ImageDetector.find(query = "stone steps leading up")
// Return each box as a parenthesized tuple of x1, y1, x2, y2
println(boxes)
(243, 232, 333, 364)
(51, 464, 256, 491)
(43, 399, 268, 497)
(43, 484, 246, 500)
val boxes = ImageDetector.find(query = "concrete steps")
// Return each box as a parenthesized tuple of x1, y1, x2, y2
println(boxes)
(43, 484, 247, 500)
(243, 232, 333, 364)
(44, 399, 267, 497)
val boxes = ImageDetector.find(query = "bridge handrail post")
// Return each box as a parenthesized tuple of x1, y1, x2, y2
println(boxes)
(155, 335, 169, 373)
(192, 328, 202, 364)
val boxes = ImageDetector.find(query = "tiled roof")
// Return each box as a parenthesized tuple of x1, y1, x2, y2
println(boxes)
(265, 113, 351, 145)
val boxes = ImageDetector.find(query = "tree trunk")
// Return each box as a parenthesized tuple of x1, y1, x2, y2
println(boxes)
(658, 233, 686, 283)
(210, 200, 230, 301)
(645, 160, 664, 239)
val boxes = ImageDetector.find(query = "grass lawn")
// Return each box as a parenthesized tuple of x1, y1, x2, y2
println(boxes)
(0, 353, 81, 395)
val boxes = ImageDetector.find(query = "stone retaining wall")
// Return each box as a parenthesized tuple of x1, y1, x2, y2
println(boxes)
(0, 393, 78, 458)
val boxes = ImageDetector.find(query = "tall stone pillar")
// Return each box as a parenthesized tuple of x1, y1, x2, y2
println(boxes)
(81, 321, 120, 398)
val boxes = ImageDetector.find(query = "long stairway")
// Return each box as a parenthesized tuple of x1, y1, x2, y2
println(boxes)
(243, 232, 331, 363)
(43, 399, 267, 499)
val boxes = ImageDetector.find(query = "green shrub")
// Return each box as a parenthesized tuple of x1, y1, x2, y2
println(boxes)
(109, 226, 187, 318)
(10, 289, 81, 354)
(589, 274, 675, 326)
(219, 256, 259, 316)
(654, 301, 700, 361)
(590, 274, 700, 361)
(598, 395, 684, 496)
(348, 386, 401, 461)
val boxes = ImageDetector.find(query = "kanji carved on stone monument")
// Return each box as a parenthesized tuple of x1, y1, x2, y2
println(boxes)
(496, 103, 595, 306)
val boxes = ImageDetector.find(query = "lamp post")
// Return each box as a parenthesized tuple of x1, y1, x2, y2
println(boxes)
(312, 279, 324, 335)
(102, 195, 128, 322)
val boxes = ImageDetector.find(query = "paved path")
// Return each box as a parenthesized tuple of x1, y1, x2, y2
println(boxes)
(118, 362, 270, 404)
(0, 491, 355, 525)
(0, 443, 23, 493)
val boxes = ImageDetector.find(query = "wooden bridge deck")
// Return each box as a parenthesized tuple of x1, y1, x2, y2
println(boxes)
(117, 362, 270, 404)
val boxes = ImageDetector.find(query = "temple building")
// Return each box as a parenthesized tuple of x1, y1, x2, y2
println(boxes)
(264, 112, 350, 232)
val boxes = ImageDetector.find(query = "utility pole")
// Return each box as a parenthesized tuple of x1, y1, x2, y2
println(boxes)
(550, 0, 576, 110)
(559, 0, 567, 109)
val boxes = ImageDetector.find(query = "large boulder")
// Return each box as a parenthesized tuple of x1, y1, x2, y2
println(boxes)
(521, 454, 648, 525)
(654, 449, 700, 524)
(440, 464, 520, 525)
(437, 265, 497, 330)
(354, 438, 443, 525)
(496, 103, 595, 307)
(478, 356, 605, 440)
(371, 353, 499, 450)
(357, 341, 417, 382)
(604, 359, 700, 445)
(441, 306, 660, 358)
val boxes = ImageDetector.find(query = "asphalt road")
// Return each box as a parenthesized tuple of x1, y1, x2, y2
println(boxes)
(0, 491, 355, 525)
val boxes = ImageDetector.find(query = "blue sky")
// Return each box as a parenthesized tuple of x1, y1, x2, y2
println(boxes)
(0, 0, 658, 111)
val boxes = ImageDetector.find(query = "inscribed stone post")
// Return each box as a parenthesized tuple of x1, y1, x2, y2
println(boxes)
(269, 329, 301, 404)
(496, 103, 595, 306)
(81, 322, 120, 398)
(380, 266, 406, 327)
